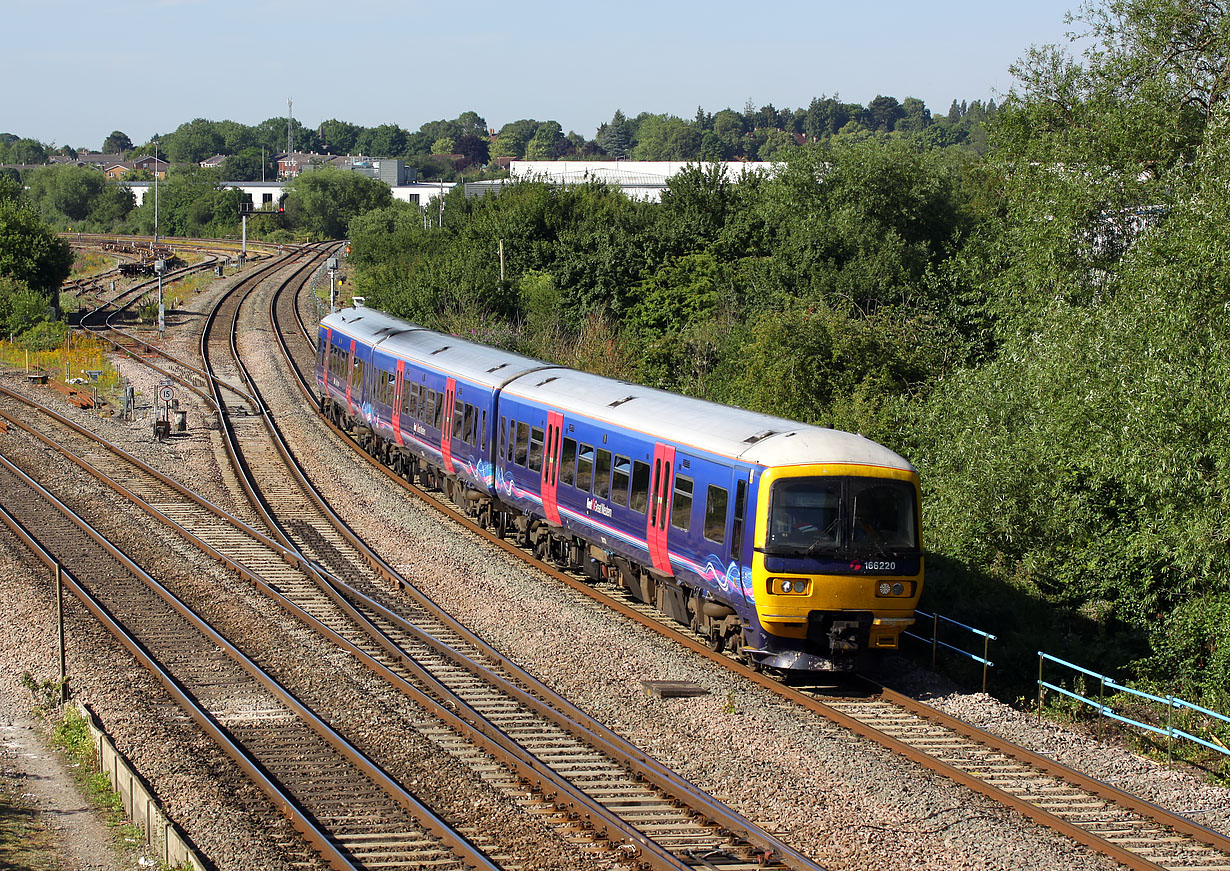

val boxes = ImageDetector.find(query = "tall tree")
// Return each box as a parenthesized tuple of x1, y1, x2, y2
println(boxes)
(867, 95, 906, 132)
(102, 130, 132, 153)
(164, 118, 224, 164)
(595, 110, 631, 158)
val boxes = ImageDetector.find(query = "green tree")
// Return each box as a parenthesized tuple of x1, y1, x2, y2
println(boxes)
(867, 95, 906, 131)
(0, 197, 72, 311)
(164, 118, 224, 164)
(595, 110, 631, 158)
(525, 121, 563, 160)
(320, 119, 363, 154)
(222, 148, 273, 182)
(102, 130, 132, 153)
(24, 165, 105, 222)
(630, 115, 701, 160)
(431, 137, 456, 156)
(282, 165, 393, 238)
(7, 138, 48, 164)
(357, 123, 410, 157)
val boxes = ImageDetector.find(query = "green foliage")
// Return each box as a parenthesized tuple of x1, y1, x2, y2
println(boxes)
(21, 165, 134, 230)
(126, 167, 243, 238)
(0, 197, 73, 294)
(101, 130, 132, 154)
(282, 165, 393, 239)
(0, 276, 51, 335)
(17, 320, 69, 351)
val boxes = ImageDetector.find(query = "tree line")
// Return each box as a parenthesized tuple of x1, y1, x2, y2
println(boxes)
(2, 92, 996, 184)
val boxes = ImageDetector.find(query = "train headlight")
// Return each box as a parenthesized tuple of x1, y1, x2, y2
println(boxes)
(877, 582, 908, 597)
(770, 578, 809, 595)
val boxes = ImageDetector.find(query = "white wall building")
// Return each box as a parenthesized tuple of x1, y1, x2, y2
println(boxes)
(507, 160, 778, 202)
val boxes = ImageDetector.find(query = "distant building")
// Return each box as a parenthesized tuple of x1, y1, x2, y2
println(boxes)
(105, 156, 168, 180)
(466, 160, 778, 203)
(199, 154, 227, 169)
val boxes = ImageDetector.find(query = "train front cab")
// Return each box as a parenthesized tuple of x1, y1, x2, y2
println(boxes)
(746, 463, 922, 671)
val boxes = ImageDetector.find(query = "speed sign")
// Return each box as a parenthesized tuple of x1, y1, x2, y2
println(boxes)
(158, 386, 174, 403)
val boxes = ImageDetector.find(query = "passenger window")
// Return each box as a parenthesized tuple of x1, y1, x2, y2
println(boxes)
(480, 410, 487, 452)
(425, 391, 436, 428)
(611, 456, 630, 506)
(672, 475, 693, 531)
(630, 460, 650, 513)
(500, 416, 507, 460)
(560, 438, 577, 486)
(576, 444, 594, 491)
(594, 449, 612, 499)
(515, 422, 530, 467)
(434, 392, 445, 429)
(529, 426, 545, 473)
(704, 485, 728, 544)
(730, 479, 747, 562)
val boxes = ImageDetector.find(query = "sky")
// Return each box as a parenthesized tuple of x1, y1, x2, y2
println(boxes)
(3, 0, 1086, 151)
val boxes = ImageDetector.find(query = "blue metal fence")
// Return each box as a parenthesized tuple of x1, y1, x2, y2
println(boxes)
(1036, 652, 1230, 759)
(903, 610, 996, 691)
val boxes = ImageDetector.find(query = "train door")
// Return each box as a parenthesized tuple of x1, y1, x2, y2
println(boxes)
(540, 411, 563, 525)
(345, 338, 357, 414)
(318, 328, 331, 390)
(646, 443, 676, 576)
(730, 473, 750, 601)
(441, 377, 456, 473)
(392, 360, 405, 445)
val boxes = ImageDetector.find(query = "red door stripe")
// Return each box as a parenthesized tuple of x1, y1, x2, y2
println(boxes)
(393, 360, 405, 446)
(441, 378, 456, 474)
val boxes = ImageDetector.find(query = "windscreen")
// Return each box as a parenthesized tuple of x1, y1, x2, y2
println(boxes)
(767, 476, 917, 556)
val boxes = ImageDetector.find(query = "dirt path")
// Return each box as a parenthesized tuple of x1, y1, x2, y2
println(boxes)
(0, 712, 128, 871)
(0, 546, 129, 871)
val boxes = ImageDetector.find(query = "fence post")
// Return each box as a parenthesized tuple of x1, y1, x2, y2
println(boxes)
(55, 564, 66, 704)
(1097, 675, 1105, 742)
(1166, 697, 1174, 759)
(981, 634, 990, 693)
(1037, 653, 1044, 718)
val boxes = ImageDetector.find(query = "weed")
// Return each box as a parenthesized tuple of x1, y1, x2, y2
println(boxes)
(20, 672, 65, 716)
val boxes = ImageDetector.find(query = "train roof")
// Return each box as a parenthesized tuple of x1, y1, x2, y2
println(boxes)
(323, 306, 551, 389)
(323, 306, 914, 472)
(503, 368, 913, 472)
(323, 306, 419, 342)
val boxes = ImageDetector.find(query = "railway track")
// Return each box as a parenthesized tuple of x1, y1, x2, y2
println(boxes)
(0, 445, 497, 871)
(270, 294, 1230, 871)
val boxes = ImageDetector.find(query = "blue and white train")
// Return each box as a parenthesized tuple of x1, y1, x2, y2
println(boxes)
(317, 305, 922, 671)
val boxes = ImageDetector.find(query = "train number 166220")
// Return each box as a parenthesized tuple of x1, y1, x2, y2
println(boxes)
(863, 561, 897, 572)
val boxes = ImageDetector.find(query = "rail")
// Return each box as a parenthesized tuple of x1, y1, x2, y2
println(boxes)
(1037, 652, 1230, 758)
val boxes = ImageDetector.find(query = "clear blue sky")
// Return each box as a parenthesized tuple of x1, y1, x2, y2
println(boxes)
(5, 0, 1084, 150)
